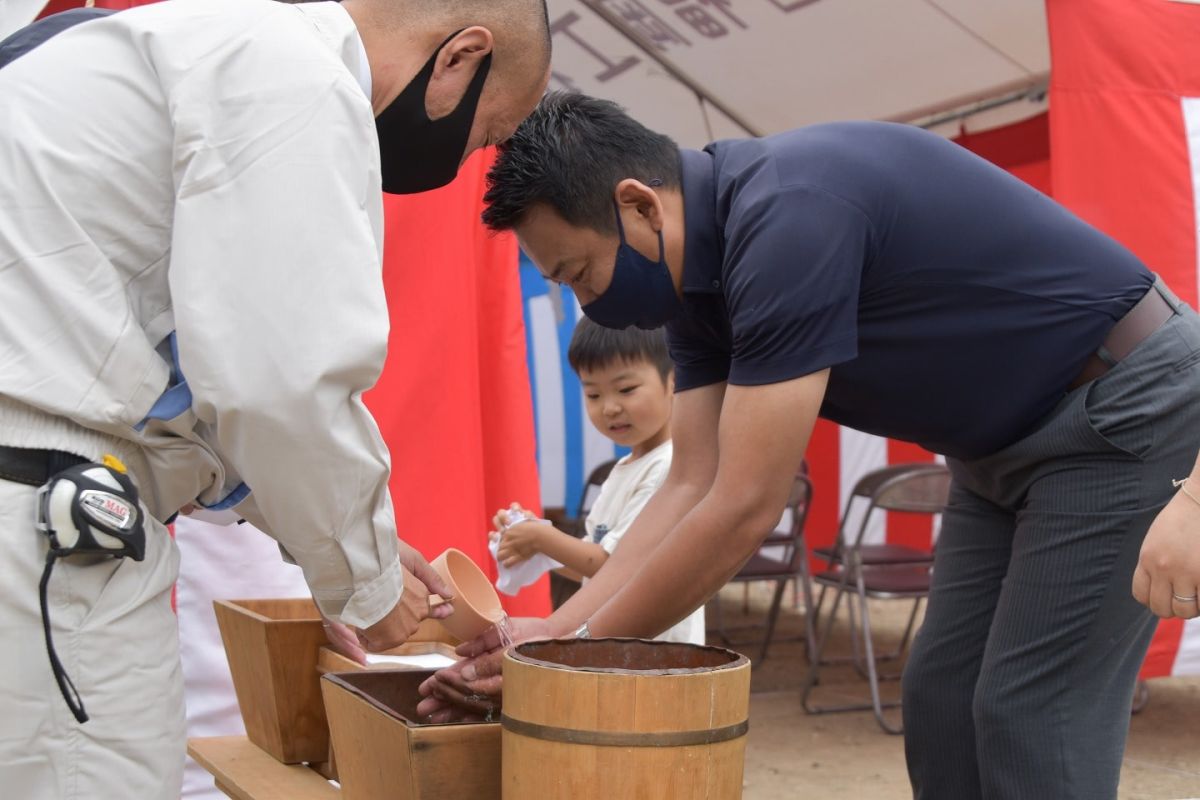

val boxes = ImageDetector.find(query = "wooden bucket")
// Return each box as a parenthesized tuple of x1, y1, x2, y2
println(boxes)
(502, 638, 751, 799)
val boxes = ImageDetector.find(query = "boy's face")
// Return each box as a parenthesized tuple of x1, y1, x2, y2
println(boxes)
(578, 359, 673, 455)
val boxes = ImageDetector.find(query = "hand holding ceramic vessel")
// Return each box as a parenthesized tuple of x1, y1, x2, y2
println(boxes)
(356, 541, 456, 652)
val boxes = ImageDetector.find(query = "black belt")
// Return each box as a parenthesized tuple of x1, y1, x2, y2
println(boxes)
(0, 445, 89, 487)
(1069, 286, 1177, 390)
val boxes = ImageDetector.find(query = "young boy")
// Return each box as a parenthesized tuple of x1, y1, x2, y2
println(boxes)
(493, 318, 705, 645)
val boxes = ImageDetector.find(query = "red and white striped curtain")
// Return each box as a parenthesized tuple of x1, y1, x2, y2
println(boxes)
(1048, 0, 1200, 679)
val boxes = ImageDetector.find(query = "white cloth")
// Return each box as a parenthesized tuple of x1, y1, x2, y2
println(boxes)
(583, 442, 707, 646)
(174, 516, 310, 800)
(0, 475, 185, 800)
(0, 0, 402, 629)
(488, 534, 562, 596)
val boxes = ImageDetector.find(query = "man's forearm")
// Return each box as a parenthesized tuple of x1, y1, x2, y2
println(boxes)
(547, 477, 709, 635)
(585, 491, 775, 638)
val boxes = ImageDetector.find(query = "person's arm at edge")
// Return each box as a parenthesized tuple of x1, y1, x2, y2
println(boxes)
(1134, 449, 1200, 617)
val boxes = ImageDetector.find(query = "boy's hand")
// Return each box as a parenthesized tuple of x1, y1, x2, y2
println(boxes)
(492, 502, 531, 533)
(497, 521, 546, 567)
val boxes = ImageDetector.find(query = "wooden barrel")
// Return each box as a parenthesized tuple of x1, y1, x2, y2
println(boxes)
(502, 638, 751, 799)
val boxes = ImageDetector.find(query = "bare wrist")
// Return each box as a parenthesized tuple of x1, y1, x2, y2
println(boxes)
(545, 613, 577, 639)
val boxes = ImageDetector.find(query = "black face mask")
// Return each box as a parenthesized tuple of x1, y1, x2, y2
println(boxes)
(375, 31, 492, 194)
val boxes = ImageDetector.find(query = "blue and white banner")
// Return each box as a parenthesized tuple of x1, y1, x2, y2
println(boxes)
(519, 252, 627, 513)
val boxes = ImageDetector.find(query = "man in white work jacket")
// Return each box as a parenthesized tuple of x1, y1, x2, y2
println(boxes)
(0, 0, 550, 796)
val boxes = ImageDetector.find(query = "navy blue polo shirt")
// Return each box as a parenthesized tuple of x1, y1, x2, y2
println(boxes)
(668, 121, 1153, 460)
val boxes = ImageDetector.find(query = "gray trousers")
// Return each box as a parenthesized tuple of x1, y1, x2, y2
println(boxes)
(902, 281, 1200, 799)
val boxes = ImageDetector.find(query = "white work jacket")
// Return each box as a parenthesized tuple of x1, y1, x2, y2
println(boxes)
(0, 0, 403, 627)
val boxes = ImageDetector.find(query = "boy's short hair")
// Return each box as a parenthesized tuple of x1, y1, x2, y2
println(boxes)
(567, 317, 673, 381)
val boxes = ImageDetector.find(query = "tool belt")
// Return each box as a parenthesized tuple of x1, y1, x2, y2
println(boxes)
(0, 445, 88, 487)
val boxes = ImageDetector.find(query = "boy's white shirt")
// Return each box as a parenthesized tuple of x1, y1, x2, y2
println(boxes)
(584, 441, 707, 646)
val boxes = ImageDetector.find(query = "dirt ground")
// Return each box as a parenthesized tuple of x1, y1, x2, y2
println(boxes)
(706, 582, 1200, 800)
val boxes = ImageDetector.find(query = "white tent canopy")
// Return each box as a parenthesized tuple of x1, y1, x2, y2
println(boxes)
(545, 0, 1050, 145)
(3, 0, 1051, 144)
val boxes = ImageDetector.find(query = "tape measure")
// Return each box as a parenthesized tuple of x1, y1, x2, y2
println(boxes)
(33, 456, 146, 723)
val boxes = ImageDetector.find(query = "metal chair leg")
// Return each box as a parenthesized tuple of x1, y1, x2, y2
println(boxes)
(800, 581, 846, 711)
(857, 582, 903, 735)
(896, 597, 923, 656)
(759, 578, 788, 662)
(799, 558, 819, 660)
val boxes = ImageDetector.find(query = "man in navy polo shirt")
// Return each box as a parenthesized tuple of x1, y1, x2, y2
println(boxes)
(421, 92, 1200, 798)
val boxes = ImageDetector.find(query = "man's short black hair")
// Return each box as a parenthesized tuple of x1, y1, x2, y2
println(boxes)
(567, 317, 673, 381)
(482, 91, 681, 234)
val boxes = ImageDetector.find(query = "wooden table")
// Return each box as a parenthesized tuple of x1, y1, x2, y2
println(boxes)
(188, 737, 340, 800)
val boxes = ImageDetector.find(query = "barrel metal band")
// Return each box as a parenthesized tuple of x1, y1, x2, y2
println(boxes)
(500, 714, 749, 748)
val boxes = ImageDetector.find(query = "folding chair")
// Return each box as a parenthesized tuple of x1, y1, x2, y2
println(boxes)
(710, 470, 815, 661)
(800, 463, 950, 734)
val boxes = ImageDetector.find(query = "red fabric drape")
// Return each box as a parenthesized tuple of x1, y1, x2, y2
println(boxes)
(1048, 0, 1200, 307)
(35, 0, 150, 17)
(1047, 0, 1200, 678)
(366, 149, 548, 617)
(955, 112, 1051, 196)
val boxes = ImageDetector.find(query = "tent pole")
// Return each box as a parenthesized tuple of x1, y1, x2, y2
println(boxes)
(906, 80, 1048, 131)
(577, 0, 764, 138)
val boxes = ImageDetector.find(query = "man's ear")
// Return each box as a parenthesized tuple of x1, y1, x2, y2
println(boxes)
(426, 26, 494, 117)
(614, 178, 665, 232)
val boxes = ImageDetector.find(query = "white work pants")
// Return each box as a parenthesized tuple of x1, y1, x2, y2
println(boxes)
(0, 475, 184, 799)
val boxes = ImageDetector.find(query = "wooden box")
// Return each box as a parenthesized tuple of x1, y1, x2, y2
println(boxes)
(321, 670, 501, 800)
(214, 598, 463, 766)
(214, 598, 330, 764)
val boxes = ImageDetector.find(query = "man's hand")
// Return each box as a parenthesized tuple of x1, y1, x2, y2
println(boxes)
(496, 521, 546, 567)
(415, 651, 506, 723)
(1133, 487, 1200, 619)
(321, 612, 366, 665)
(357, 541, 456, 652)
(415, 616, 554, 720)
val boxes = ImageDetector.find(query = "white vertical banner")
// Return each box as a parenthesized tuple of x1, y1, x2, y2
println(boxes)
(528, 295, 566, 509)
(838, 428, 889, 546)
(1185, 97, 1200, 297)
(1176, 95, 1200, 676)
